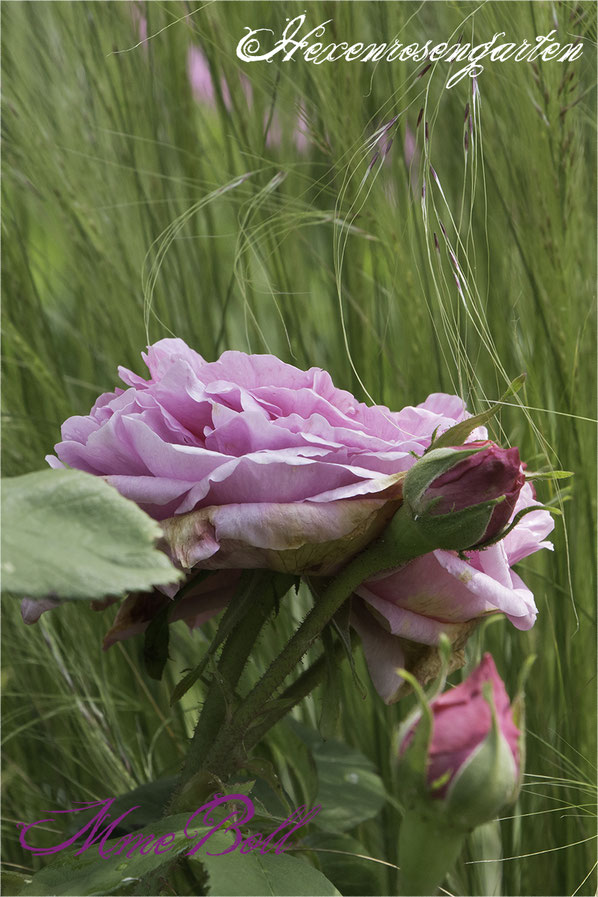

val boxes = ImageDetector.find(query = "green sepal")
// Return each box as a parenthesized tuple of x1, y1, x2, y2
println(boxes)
(330, 597, 366, 696)
(525, 468, 573, 481)
(395, 670, 435, 811)
(443, 681, 519, 831)
(427, 374, 526, 452)
(473, 503, 561, 551)
(143, 571, 212, 681)
(318, 626, 342, 738)
(417, 498, 504, 551)
(395, 636, 455, 812)
(403, 445, 487, 508)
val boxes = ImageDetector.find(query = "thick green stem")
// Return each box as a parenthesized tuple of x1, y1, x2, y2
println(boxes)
(205, 506, 430, 774)
(138, 640, 346, 897)
(169, 575, 286, 812)
(244, 639, 349, 750)
(398, 810, 466, 895)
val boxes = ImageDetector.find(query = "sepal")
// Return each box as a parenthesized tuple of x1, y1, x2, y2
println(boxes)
(443, 681, 520, 830)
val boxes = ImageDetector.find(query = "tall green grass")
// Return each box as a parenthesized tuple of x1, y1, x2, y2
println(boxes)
(2, 2, 596, 894)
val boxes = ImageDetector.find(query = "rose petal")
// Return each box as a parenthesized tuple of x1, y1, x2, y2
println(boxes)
(101, 570, 237, 649)
(357, 544, 538, 637)
(21, 596, 61, 624)
(350, 603, 406, 703)
(161, 493, 402, 575)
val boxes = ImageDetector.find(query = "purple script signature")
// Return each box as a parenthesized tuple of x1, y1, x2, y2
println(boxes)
(17, 792, 321, 860)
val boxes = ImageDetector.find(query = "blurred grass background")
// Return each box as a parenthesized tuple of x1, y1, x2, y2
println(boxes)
(2, 2, 596, 894)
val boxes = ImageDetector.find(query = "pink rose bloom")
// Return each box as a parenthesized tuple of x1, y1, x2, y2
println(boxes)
(39, 339, 553, 675)
(401, 653, 520, 801)
(352, 481, 554, 703)
(46, 338, 477, 577)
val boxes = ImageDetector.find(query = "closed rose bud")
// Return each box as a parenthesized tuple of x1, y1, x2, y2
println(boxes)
(396, 653, 524, 895)
(402, 442, 526, 550)
(399, 653, 522, 826)
(424, 441, 525, 541)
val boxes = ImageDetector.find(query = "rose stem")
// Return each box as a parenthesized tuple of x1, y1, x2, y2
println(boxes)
(205, 505, 430, 775)
(169, 574, 291, 811)
(397, 810, 466, 895)
(243, 637, 351, 751)
(136, 640, 346, 897)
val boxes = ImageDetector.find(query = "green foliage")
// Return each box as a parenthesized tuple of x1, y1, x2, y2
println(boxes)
(302, 831, 386, 896)
(1, 871, 32, 896)
(20, 813, 191, 896)
(289, 721, 387, 833)
(2, 1, 596, 895)
(198, 830, 340, 896)
(1, 469, 180, 599)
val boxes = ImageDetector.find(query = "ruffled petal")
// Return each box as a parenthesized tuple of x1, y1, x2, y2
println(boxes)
(357, 544, 538, 634)
(161, 495, 401, 574)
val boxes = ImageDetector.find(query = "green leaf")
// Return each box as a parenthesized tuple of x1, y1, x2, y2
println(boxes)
(1, 871, 32, 895)
(330, 596, 365, 696)
(288, 722, 387, 832)
(428, 374, 526, 451)
(302, 832, 386, 896)
(261, 722, 319, 811)
(21, 813, 193, 896)
(1, 469, 180, 600)
(63, 779, 179, 836)
(196, 830, 341, 896)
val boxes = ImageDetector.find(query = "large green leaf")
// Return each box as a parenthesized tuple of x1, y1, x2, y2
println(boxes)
(1, 469, 180, 599)
(198, 830, 340, 896)
(289, 722, 387, 832)
(1, 871, 32, 895)
(62, 778, 179, 837)
(21, 813, 192, 896)
(21, 807, 340, 897)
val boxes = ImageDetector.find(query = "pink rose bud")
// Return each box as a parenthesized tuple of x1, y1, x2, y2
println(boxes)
(399, 653, 522, 830)
(402, 441, 526, 549)
(424, 441, 525, 541)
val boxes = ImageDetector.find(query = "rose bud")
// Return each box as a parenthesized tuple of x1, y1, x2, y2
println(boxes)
(402, 441, 526, 550)
(396, 653, 524, 895)
(423, 441, 525, 540)
(399, 653, 521, 815)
